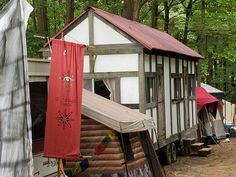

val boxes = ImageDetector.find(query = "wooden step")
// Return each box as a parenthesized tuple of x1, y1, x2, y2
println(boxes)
(183, 138, 196, 146)
(182, 138, 197, 155)
(198, 148, 212, 157)
(190, 143, 204, 152)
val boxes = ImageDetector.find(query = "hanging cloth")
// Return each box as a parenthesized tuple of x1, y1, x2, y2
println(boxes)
(44, 39, 84, 159)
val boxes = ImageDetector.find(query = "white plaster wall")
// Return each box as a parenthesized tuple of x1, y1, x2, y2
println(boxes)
(64, 18, 89, 45)
(157, 55, 162, 64)
(120, 77, 139, 104)
(188, 61, 191, 74)
(172, 103, 178, 134)
(171, 78, 174, 99)
(94, 54, 138, 72)
(164, 57, 171, 138)
(180, 102, 185, 131)
(184, 60, 187, 67)
(146, 109, 152, 136)
(152, 108, 158, 143)
(83, 55, 90, 73)
(171, 58, 176, 73)
(192, 62, 195, 74)
(94, 16, 132, 44)
(193, 100, 197, 125)
(189, 101, 193, 127)
(144, 54, 150, 72)
(151, 55, 156, 72)
(181, 78, 184, 98)
(179, 59, 182, 73)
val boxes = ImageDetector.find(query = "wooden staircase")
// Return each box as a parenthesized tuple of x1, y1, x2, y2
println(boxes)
(183, 138, 212, 156)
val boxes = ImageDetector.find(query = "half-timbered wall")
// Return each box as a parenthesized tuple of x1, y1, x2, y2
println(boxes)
(64, 12, 142, 107)
(93, 16, 132, 45)
(37, 9, 200, 149)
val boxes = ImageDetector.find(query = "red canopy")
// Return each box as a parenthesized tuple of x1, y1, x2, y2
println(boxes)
(196, 87, 219, 111)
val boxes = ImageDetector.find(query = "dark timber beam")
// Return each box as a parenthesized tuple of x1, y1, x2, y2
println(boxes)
(84, 44, 143, 55)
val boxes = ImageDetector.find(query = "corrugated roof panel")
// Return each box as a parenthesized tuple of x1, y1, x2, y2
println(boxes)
(45, 7, 202, 59)
(91, 7, 202, 59)
(82, 89, 154, 133)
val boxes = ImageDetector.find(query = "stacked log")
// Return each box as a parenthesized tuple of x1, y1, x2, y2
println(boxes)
(64, 115, 147, 175)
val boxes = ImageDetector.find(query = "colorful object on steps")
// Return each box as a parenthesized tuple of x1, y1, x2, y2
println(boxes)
(71, 130, 116, 175)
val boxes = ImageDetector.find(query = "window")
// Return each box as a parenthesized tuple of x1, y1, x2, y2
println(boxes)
(174, 77, 182, 99)
(189, 75, 196, 97)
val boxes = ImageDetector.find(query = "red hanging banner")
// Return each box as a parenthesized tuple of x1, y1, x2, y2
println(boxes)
(44, 39, 84, 159)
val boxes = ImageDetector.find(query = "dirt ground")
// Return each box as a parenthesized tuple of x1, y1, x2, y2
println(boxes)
(164, 137, 236, 177)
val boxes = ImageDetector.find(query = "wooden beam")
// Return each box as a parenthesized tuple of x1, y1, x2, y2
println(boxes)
(138, 52, 146, 114)
(115, 78, 121, 103)
(84, 44, 143, 55)
(88, 10, 94, 45)
(83, 72, 139, 79)
(88, 10, 95, 73)
(40, 44, 143, 57)
(146, 102, 158, 109)
(139, 131, 165, 177)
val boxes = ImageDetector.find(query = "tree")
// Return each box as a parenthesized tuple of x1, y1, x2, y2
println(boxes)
(66, 0, 74, 24)
(182, 0, 198, 44)
(34, 0, 49, 35)
(151, 0, 159, 28)
(122, 0, 148, 21)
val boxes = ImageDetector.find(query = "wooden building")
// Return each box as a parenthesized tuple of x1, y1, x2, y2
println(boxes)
(36, 7, 202, 164)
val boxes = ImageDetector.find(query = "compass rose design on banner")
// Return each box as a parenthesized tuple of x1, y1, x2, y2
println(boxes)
(59, 72, 74, 86)
(56, 109, 73, 129)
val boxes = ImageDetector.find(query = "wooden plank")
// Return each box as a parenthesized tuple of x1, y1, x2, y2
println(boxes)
(169, 57, 173, 135)
(83, 71, 139, 79)
(138, 52, 146, 114)
(84, 44, 143, 55)
(139, 131, 165, 177)
(88, 10, 95, 73)
(146, 102, 158, 109)
(122, 104, 139, 109)
(115, 77, 121, 103)
(40, 44, 143, 56)
(88, 10, 94, 45)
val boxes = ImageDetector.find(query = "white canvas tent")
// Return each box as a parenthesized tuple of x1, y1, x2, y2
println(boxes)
(82, 89, 154, 133)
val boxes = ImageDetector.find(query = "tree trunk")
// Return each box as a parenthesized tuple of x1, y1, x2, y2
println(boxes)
(207, 50, 214, 83)
(164, 0, 170, 33)
(151, 0, 159, 28)
(122, 0, 141, 21)
(198, 0, 206, 55)
(66, 0, 74, 23)
(183, 0, 193, 44)
(35, 0, 48, 35)
(31, 0, 37, 31)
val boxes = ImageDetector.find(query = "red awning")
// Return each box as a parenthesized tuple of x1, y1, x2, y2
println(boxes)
(196, 87, 218, 111)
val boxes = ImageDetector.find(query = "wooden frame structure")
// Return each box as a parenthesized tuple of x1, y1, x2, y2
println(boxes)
(31, 7, 202, 162)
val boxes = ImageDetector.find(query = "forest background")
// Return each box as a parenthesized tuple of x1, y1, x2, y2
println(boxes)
(1, 0, 236, 102)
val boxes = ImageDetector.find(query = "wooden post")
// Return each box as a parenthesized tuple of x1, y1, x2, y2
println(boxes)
(139, 131, 165, 177)
(139, 52, 146, 114)
(88, 9, 95, 73)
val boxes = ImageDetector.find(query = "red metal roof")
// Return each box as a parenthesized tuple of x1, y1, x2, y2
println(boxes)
(45, 7, 202, 59)
(91, 7, 202, 59)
